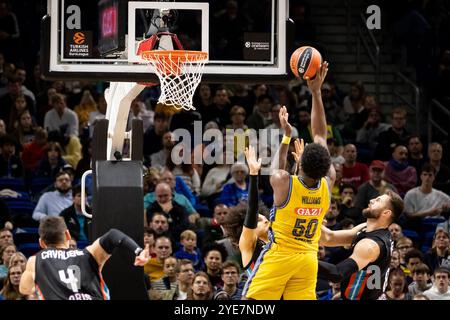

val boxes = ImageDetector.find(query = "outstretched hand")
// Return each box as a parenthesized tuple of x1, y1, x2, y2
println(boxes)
(134, 244, 150, 266)
(278, 106, 292, 137)
(306, 61, 329, 93)
(244, 145, 262, 175)
(291, 138, 305, 166)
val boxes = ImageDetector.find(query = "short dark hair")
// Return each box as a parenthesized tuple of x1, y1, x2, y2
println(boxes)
(39, 216, 67, 246)
(339, 183, 356, 194)
(72, 185, 81, 197)
(0, 134, 17, 148)
(392, 107, 407, 118)
(300, 143, 331, 180)
(44, 141, 62, 154)
(154, 112, 168, 121)
(144, 227, 156, 236)
(385, 190, 404, 223)
(202, 242, 228, 262)
(421, 163, 436, 175)
(404, 249, 424, 264)
(214, 203, 228, 210)
(150, 211, 168, 222)
(47, 130, 64, 144)
(221, 260, 240, 274)
(411, 263, 430, 275)
(256, 94, 274, 105)
(298, 106, 310, 114)
(392, 144, 407, 154)
(339, 218, 355, 230)
(55, 170, 70, 180)
(154, 234, 173, 247)
(175, 259, 194, 273)
(408, 134, 422, 144)
(327, 138, 338, 146)
(434, 267, 450, 277)
(215, 86, 227, 94)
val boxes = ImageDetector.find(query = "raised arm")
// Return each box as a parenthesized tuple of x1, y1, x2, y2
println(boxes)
(269, 106, 293, 205)
(240, 146, 262, 266)
(306, 61, 336, 189)
(307, 62, 329, 146)
(320, 222, 367, 247)
(269, 106, 292, 174)
(87, 229, 149, 269)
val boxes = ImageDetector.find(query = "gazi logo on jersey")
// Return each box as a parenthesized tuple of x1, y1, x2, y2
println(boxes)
(294, 207, 322, 216)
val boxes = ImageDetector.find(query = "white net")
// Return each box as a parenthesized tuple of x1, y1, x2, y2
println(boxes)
(141, 50, 207, 111)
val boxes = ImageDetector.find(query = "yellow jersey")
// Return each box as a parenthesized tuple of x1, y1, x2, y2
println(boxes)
(269, 175, 330, 252)
(144, 257, 164, 282)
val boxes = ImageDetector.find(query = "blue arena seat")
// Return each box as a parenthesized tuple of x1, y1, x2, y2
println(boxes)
(0, 177, 27, 192)
(5, 200, 36, 216)
(421, 245, 431, 254)
(194, 204, 212, 217)
(29, 177, 54, 195)
(423, 231, 436, 246)
(402, 229, 420, 243)
(0, 190, 30, 202)
(14, 228, 40, 246)
(18, 242, 40, 258)
(421, 218, 445, 233)
(76, 240, 89, 249)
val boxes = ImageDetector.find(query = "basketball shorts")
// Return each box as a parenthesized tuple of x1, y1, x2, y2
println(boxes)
(243, 243, 318, 300)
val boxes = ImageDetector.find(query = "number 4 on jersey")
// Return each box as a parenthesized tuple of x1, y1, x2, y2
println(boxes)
(58, 265, 82, 293)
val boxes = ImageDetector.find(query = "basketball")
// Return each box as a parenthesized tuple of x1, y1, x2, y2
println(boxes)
(290, 46, 322, 79)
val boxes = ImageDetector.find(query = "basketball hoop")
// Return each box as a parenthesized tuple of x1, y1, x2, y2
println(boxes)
(141, 50, 207, 111)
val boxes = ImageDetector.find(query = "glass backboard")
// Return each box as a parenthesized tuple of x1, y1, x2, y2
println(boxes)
(42, 0, 293, 83)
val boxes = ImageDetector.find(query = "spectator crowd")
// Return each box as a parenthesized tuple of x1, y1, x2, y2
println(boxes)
(0, 0, 449, 300)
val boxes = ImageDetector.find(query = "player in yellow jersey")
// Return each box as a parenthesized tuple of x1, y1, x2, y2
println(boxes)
(243, 62, 337, 300)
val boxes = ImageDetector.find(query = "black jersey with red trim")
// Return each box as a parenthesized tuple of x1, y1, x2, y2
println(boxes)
(243, 239, 266, 278)
(341, 228, 392, 300)
(35, 248, 110, 300)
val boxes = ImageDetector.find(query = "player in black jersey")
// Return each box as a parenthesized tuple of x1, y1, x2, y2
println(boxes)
(319, 190, 404, 300)
(222, 146, 270, 278)
(19, 216, 149, 300)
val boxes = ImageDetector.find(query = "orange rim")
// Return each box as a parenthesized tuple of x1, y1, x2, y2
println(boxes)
(138, 82, 158, 87)
(141, 50, 208, 62)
